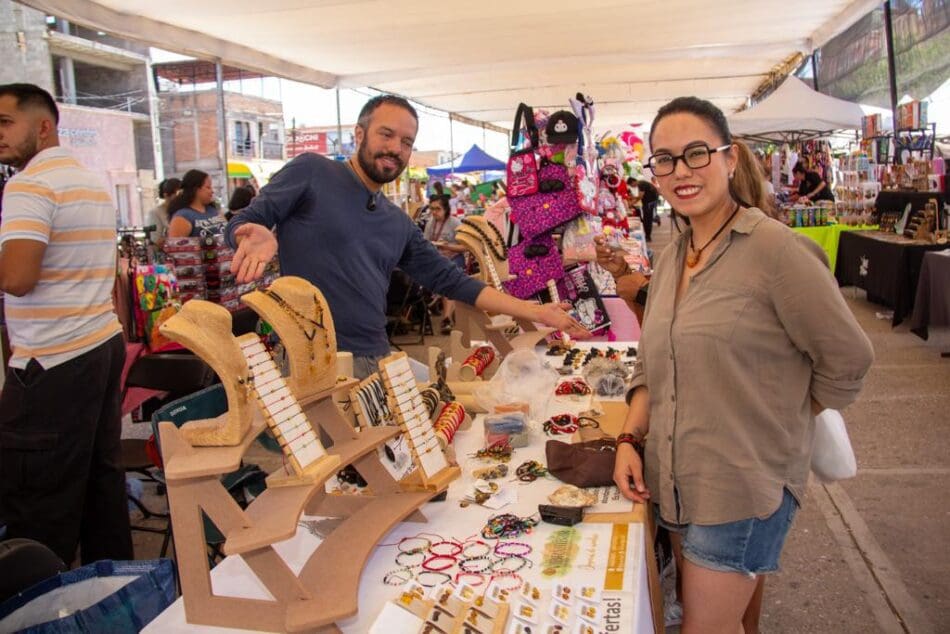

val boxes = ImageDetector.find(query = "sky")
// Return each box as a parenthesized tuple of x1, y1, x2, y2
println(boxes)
(151, 48, 511, 161)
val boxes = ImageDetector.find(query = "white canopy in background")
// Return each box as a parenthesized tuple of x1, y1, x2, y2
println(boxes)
(729, 76, 866, 143)
(18, 0, 882, 132)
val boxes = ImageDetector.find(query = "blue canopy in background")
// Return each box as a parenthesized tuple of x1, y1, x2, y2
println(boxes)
(426, 144, 506, 176)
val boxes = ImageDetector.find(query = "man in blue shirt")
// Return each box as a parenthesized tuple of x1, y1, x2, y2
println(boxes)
(227, 95, 585, 377)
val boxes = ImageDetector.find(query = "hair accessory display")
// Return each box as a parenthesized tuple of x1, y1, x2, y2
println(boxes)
(543, 414, 579, 436)
(515, 460, 548, 482)
(473, 442, 514, 463)
(555, 377, 592, 396)
(460, 217, 508, 261)
(480, 513, 539, 540)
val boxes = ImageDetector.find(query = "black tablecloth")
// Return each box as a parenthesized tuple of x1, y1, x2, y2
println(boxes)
(910, 249, 950, 340)
(875, 190, 946, 229)
(835, 231, 947, 327)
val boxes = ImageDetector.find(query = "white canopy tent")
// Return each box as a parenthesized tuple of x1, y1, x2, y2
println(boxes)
(729, 76, 866, 143)
(17, 0, 882, 132)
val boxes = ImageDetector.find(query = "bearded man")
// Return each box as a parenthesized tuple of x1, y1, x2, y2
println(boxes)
(227, 95, 586, 378)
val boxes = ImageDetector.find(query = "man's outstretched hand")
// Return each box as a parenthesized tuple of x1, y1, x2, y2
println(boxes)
(536, 301, 591, 339)
(232, 223, 277, 284)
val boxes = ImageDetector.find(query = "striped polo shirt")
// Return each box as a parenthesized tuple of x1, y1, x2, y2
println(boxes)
(0, 146, 121, 369)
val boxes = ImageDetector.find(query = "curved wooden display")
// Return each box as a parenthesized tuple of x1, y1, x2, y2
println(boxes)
(241, 276, 339, 401)
(159, 301, 253, 446)
(455, 217, 511, 290)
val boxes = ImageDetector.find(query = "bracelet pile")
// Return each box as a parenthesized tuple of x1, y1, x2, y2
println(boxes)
(433, 401, 465, 447)
(473, 441, 513, 463)
(382, 534, 534, 590)
(555, 377, 592, 396)
(461, 346, 495, 378)
(515, 460, 548, 483)
(480, 513, 539, 539)
(543, 414, 579, 435)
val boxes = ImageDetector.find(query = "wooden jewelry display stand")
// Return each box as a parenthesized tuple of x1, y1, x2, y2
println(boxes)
(156, 294, 459, 633)
(241, 276, 339, 401)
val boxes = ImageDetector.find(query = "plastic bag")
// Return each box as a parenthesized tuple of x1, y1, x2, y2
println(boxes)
(475, 348, 558, 421)
(0, 559, 176, 633)
(811, 409, 857, 482)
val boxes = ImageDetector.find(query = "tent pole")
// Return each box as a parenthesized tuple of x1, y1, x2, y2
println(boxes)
(335, 87, 344, 158)
(810, 52, 819, 92)
(215, 60, 230, 204)
(883, 0, 900, 130)
(449, 113, 455, 177)
(482, 123, 487, 183)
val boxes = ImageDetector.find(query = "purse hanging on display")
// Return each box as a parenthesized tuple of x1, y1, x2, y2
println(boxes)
(506, 103, 585, 239)
(506, 103, 540, 197)
(503, 233, 566, 299)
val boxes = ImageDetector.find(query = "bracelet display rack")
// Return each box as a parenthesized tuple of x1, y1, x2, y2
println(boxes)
(156, 280, 459, 633)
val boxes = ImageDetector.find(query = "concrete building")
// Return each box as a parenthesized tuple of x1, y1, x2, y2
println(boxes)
(155, 62, 286, 198)
(0, 1, 161, 225)
(285, 124, 355, 160)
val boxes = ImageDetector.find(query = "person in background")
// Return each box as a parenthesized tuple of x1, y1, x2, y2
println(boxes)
(733, 140, 777, 218)
(224, 94, 586, 379)
(167, 169, 226, 238)
(791, 161, 834, 203)
(145, 177, 181, 248)
(611, 96, 872, 634)
(422, 194, 466, 334)
(226, 185, 256, 221)
(0, 83, 132, 566)
(637, 179, 659, 241)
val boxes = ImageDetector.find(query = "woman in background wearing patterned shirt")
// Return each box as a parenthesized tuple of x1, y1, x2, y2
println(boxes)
(613, 97, 873, 634)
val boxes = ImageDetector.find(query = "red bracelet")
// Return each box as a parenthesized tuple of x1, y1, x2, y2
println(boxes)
(422, 554, 456, 572)
(429, 540, 463, 557)
(616, 433, 645, 448)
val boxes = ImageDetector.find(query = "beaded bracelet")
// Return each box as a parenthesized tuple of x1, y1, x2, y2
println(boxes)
(458, 555, 494, 574)
(493, 541, 532, 557)
(429, 540, 463, 558)
(422, 554, 457, 572)
(493, 554, 531, 574)
(395, 550, 426, 568)
(383, 566, 414, 586)
(480, 513, 539, 540)
(416, 570, 452, 588)
(397, 536, 432, 554)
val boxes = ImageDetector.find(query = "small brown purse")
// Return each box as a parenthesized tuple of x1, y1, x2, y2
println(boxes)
(545, 438, 617, 488)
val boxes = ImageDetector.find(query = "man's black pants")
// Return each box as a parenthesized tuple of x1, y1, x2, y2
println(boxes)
(0, 334, 132, 565)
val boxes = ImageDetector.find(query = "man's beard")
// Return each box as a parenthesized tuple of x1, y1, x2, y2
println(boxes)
(1, 130, 39, 170)
(356, 139, 405, 185)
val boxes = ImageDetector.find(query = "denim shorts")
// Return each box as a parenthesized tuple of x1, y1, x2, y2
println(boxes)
(655, 488, 799, 577)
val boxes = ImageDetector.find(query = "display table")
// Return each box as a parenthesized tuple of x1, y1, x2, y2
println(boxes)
(145, 344, 661, 634)
(910, 249, 950, 341)
(792, 224, 878, 272)
(875, 190, 945, 228)
(835, 231, 947, 326)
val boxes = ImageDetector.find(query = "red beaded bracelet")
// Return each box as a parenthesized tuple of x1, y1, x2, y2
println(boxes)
(422, 554, 457, 572)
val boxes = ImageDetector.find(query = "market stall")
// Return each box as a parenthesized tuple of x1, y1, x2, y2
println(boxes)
(835, 230, 947, 327)
(791, 223, 878, 272)
(910, 249, 950, 342)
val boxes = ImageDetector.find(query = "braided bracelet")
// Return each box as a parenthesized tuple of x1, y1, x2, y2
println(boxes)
(455, 572, 486, 587)
(461, 540, 492, 558)
(422, 554, 457, 572)
(429, 540, 463, 557)
(488, 571, 523, 592)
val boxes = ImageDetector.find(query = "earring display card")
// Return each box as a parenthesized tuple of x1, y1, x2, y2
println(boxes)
(380, 354, 449, 479)
(239, 335, 326, 470)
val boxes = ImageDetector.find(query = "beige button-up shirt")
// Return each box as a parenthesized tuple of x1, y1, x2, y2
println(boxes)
(631, 208, 873, 525)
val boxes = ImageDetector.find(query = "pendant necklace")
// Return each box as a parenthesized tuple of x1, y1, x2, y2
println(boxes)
(686, 203, 741, 268)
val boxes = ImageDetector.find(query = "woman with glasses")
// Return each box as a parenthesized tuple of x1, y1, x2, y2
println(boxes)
(612, 97, 873, 634)
(422, 194, 466, 333)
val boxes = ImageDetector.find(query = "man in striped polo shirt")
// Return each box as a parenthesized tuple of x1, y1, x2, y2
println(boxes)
(0, 84, 132, 565)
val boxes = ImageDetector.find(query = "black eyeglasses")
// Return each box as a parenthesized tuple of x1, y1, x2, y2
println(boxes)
(647, 143, 731, 176)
